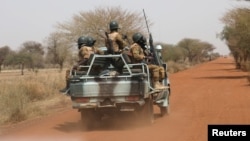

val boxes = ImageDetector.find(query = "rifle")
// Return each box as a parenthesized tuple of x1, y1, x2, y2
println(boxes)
(105, 31, 114, 54)
(143, 9, 162, 66)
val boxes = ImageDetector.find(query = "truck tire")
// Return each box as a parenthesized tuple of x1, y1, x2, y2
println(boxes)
(160, 106, 169, 117)
(138, 97, 154, 125)
(160, 89, 170, 117)
(80, 109, 100, 130)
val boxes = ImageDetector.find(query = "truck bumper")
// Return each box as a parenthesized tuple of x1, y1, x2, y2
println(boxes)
(72, 100, 145, 111)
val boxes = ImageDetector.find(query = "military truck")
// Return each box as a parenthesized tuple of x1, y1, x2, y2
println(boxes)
(63, 45, 170, 129)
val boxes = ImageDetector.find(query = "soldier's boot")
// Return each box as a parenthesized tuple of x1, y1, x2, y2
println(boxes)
(60, 81, 70, 94)
(152, 70, 167, 90)
(153, 81, 168, 90)
(159, 67, 166, 79)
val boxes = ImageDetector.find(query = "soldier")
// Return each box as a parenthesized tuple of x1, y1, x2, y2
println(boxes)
(130, 32, 167, 90)
(60, 36, 103, 93)
(105, 20, 126, 54)
(103, 20, 128, 74)
(78, 36, 104, 65)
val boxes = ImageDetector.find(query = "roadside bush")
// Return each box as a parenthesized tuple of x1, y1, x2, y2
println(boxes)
(0, 69, 66, 125)
(7, 109, 27, 123)
(167, 61, 190, 73)
(0, 83, 29, 124)
(21, 79, 47, 101)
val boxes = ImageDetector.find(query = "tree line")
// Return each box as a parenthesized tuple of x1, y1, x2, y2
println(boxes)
(219, 3, 250, 70)
(2, 5, 240, 74)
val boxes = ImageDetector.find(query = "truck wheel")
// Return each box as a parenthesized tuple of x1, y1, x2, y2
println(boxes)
(81, 109, 98, 130)
(160, 89, 170, 117)
(160, 106, 169, 117)
(138, 97, 154, 125)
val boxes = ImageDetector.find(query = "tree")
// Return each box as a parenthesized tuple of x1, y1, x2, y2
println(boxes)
(45, 32, 72, 71)
(198, 42, 215, 62)
(220, 8, 250, 68)
(177, 38, 215, 63)
(177, 38, 201, 63)
(161, 43, 186, 62)
(19, 41, 45, 70)
(56, 6, 148, 48)
(46, 6, 151, 70)
(4, 52, 32, 75)
(0, 46, 12, 72)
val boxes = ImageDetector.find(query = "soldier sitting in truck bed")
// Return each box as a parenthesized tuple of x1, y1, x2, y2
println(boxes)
(130, 32, 167, 90)
(60, 36, 104, 93)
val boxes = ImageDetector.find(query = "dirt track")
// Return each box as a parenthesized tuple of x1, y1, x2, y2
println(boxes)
(1, 57, 250, 141)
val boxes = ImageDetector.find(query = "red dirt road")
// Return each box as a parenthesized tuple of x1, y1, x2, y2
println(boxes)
(1, 57, 250, 141)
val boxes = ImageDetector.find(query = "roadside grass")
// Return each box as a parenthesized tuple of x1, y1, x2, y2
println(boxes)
(167, 61, 191, 73)
(1, 57, 247, 126)
(0, 69, 70, 125)
(0, 63, 185, 126)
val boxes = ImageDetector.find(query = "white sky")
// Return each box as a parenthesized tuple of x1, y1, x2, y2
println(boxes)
(0, 0, 249, 55)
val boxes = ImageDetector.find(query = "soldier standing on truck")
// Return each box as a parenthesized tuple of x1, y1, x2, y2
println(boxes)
(105, 20, 126, 54)
(103, 20, 128, 74)
(130, 32, 167, 90)
(60, 36, 104, 93)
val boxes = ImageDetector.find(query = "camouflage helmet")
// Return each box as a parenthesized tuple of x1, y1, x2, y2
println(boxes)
(132, 33, 146, 44)
(86, 36, 96, 46)
(109, 20, 119, 31)
(77, 36, 88, 49)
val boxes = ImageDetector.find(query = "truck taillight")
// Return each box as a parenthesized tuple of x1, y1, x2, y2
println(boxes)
(125, 96, 140, 101)
(74, 97, 90, 103)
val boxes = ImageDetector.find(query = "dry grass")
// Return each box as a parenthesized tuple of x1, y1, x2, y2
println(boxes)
(167, 61, 190, 73)
(0, 69, 71, 125)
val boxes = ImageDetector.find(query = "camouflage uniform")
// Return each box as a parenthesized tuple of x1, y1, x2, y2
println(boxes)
(78, 45, 104, 65)
(130, 42, 166, 90)
(130, 43, 144, 63)
(105, 21, 126, 54)
(64, 45, 104, 85)
(103, 21, 128, 74)
(60, 36, 103, 93)
(105, 31, 126, 54)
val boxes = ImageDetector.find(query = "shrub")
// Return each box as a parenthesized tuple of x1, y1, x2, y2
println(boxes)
(0, 69, 67, 125)
(0, 83, 29, 124)
(167, 61, 190, 73)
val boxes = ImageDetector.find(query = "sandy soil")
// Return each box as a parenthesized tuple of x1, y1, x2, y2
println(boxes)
(0, 57, 250, 141)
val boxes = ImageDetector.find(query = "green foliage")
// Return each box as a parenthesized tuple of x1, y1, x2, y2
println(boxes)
(161, 44, 186, 62)
(4, 52, 32, 66)
(0, 46, 13, 72)
(20, 41, 45, 69)
(0, 46, 11, 63)
(177, 38, 214, 63)
(3, 41, 45, 73)
(220, 7, 250, 68)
